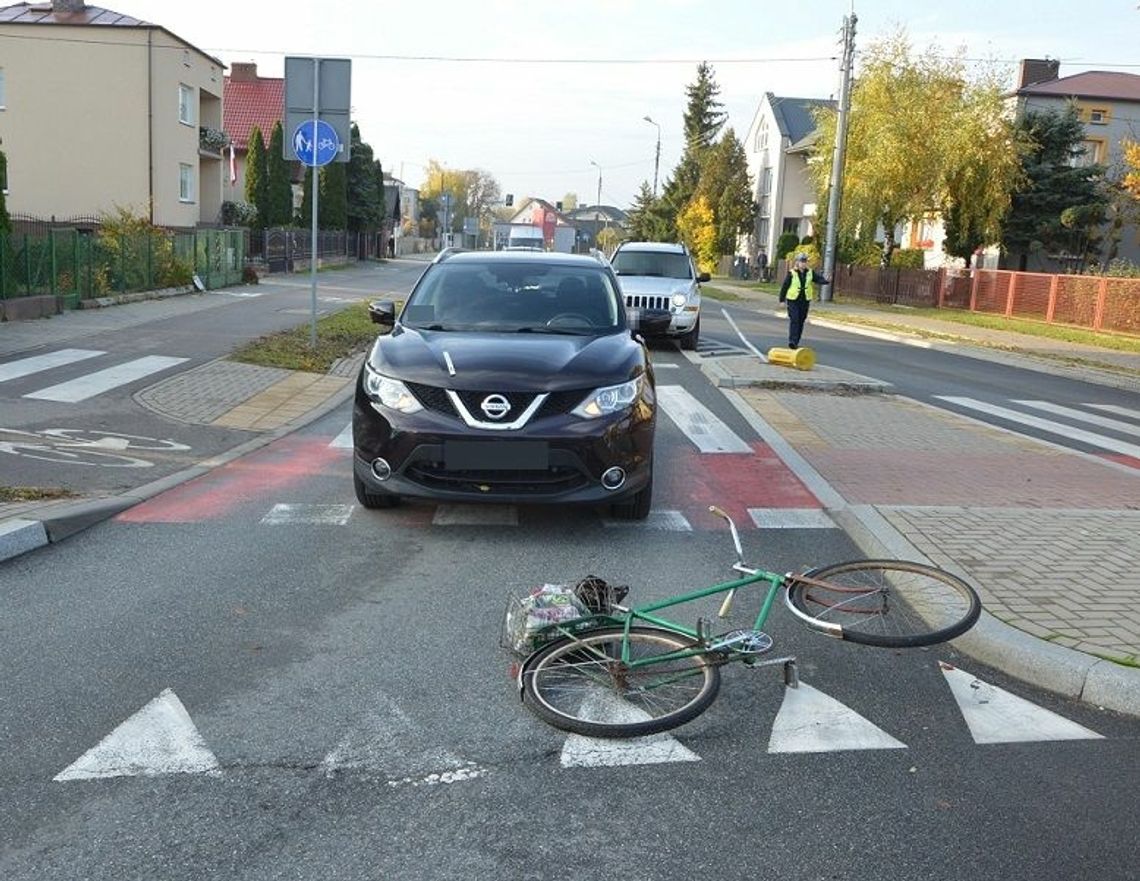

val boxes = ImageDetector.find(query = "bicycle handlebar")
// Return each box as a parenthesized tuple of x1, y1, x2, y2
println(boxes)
(708, 505, 745, 564)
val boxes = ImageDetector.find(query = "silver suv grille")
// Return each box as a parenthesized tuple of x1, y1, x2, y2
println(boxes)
(625, 294, 670, 310)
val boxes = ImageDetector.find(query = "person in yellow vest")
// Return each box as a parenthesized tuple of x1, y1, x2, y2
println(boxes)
(778, 253, 831, 349)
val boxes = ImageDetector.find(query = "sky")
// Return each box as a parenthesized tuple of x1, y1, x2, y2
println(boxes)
(110, 0, 1139, 209)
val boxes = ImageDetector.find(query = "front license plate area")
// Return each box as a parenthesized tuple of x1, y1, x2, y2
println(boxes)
(443, 441, 549, 471)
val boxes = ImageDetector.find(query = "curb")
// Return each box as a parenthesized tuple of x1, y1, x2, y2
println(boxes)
(0, 380, 356, 566)
(722, 387, 1140, 720)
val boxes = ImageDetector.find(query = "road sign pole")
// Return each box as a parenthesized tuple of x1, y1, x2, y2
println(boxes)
(310, 58, 321, 348)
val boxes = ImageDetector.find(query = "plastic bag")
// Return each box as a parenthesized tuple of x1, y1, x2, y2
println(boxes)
(503, 584, 590, 656)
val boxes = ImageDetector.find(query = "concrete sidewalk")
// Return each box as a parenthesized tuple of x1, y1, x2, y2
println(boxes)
(695, 283, 1140, 717)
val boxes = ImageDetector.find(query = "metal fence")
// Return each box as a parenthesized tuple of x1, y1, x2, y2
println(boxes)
(246, 226, 391, 270)
(833, 265, 1140, 336)
(0, 228, 245, 305)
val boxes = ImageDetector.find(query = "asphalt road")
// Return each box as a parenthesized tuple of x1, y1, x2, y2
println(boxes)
(0, 262, 427, 494)
(3, 337, 1138, 880)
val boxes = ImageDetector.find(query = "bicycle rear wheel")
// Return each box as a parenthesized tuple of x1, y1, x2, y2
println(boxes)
(785, 560, 981, 648)
(521, 626, 721, 738)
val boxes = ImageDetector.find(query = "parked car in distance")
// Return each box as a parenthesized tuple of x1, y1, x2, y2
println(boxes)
(353, 250, 669, 520)
(609, 241, 708, 350)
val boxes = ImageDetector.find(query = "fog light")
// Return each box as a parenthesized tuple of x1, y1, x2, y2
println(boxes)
(601, 467, 626, 491)
(371, 458, 392, 481)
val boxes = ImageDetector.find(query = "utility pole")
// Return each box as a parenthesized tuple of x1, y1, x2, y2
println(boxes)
(643, 116, 661, 198)
(821, 12, 856, 303)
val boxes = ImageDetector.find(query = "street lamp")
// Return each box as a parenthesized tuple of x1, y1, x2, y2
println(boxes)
(643, 115, 661, 198)
(590, 159, 604, 245)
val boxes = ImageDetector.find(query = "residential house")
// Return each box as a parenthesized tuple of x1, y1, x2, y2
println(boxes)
(222, 62, 287, 210)
(742, 92, 836, 262)
(1007, 59, 1140, 270)
(0, 0, 226, 227)
(565, 203, 628, 251)
(496, 197, 583, 252)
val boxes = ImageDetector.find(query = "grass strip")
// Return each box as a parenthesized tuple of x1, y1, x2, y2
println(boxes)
(229, 300, 392, 373)
(0, 486, 78, 503)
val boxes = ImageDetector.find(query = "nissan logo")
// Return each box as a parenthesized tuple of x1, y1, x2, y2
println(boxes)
(480, 394, 512, 420)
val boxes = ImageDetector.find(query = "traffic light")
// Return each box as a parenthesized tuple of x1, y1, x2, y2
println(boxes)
(505, 194, 514, 207)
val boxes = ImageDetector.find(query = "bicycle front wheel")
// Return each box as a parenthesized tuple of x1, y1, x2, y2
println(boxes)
(786, 560, 981, 648)
(521, 626, 721, 738)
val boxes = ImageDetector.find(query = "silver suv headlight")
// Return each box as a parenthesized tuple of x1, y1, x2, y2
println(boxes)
(671, 292, 688, 307)
(572, 376, 644, 419)
(363, 364, 423, 414)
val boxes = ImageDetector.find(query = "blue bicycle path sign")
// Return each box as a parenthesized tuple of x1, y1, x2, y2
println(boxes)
(292, 120, 340, 168)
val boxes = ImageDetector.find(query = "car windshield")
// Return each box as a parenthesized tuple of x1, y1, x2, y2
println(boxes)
(402, 262, 624, 334)
(610, 250, 693, 279)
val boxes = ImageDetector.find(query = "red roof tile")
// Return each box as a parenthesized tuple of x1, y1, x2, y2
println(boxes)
(1019, 71, 1140, 103)
(223, 77, 285, 152)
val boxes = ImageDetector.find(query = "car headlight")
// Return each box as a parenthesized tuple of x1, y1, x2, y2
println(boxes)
(572, 376, 644, 419)
(363, 365, 423, 414)
(671, 292, 688, 307)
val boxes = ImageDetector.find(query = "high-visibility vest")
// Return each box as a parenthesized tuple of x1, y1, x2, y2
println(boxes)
(787, 269, 813, 301)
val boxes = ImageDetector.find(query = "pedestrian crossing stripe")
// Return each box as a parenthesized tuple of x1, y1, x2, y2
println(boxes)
(1014, 400, 1140, 438)
(604, 510, 692, 531)
(24, 356, 190, 403)
(657, 385, 752, 453)
(0, 348, 105, 383)
(935, 396, 1140, 460)
(748, 508, 835, 529)
(261, 503, 354, 525)
(433, 504, 518, 526)
(939, 662, 1104, 745)
(330, 422, 354, 448)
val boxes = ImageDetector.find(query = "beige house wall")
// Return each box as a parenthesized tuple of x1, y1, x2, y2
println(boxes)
(0, 24, 224, 228)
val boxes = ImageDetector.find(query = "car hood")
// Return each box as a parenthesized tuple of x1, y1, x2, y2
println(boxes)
(616, 275, 696, 296)
(370, 327, 643, 391)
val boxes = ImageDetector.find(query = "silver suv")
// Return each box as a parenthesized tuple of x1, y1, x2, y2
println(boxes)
(610, 242, 708, 350)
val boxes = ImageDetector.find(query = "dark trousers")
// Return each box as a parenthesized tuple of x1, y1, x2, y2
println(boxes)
(786, 297, 811, 347)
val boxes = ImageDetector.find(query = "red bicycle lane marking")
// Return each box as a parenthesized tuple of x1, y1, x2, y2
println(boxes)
(116, 437, 348, 523)
(1101, 453, 1140, 470)
(658, 441, 821, 529)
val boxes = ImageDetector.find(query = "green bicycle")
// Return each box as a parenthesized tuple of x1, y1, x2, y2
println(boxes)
(515, 506, 981, 738)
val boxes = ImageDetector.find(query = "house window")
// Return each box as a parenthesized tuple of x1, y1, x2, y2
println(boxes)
(179, 163, 194, 202)
(760, 167, 772, 196)
(1, 153, 7, 195)
(178, 84, 194, 125)
(1087, 107, 1110, 125)
(757, 218, 770, 244)
(1071, 138, 1107, 168)
(0, 67, 6, 109)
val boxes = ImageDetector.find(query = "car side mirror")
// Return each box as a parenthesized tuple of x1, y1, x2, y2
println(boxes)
(697, 272, 711, 283)
(369, 300, 396, 326)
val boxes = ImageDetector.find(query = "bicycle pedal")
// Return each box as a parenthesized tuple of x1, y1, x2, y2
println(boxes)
(708, 629, 773, 655)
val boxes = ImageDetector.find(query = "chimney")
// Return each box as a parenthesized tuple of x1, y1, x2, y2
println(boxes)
(51, 0, 87, 12)
(230, 62, 259, 82)
(1017, 58, 1060, 90)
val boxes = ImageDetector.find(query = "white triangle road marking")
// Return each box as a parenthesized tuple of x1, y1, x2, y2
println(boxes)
(939, 662, 1104, 744)
(320, 699, 486, 786)
(54, 689, 221, 781)
(768, 682, 907, 753)
(560, 689, 701, 767)
(329, 421, 353, 449)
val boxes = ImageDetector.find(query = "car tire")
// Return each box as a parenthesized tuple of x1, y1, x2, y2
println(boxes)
(610, 464, 653, 521)
(680, 316, 700, 351)
(354, 472, 400, 509)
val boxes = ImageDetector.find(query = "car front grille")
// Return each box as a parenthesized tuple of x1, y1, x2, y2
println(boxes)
(625, 294, 670, 311)
(406, 383, 589, 422)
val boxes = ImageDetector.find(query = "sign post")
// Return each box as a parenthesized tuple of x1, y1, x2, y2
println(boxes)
(284, 57, 351, 346)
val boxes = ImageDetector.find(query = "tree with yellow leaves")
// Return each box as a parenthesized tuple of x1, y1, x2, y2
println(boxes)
(811, 31, 1024, 267)
(676, 195, 718, 274)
